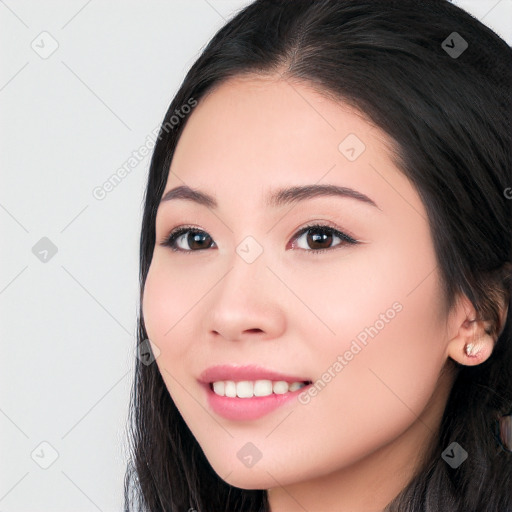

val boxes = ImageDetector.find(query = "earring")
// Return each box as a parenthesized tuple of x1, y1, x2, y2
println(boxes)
(464, 323, 496, 358)
(464, 342, 481, 357)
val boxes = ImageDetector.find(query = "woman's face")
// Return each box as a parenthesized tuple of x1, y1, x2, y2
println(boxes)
(142, 74, 457, 492)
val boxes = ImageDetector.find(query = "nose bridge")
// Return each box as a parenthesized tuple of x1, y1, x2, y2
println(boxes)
(205, 237, 285, 340)
(219, 235, 270, 301)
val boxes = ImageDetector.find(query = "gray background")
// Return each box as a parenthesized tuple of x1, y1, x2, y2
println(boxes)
(1, 1, 510, 510)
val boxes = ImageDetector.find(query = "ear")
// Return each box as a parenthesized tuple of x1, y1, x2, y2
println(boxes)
(446, 294, 496, 366)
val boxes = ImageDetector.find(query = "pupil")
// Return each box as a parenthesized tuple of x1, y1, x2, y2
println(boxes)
(308, 228, 332, 249)
(189, 232, 210, 249)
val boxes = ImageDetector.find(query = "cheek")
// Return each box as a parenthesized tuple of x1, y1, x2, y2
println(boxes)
(301, 227, 441, 355)
(142, 262, 171, 344)
(141, 260, 205, 417)
(142, 259, 199, 349)
(142, 257, 216, 394)
(355, 220, 447, 377)
(294, 227, 447, 451)
(273, 283, 448, 486)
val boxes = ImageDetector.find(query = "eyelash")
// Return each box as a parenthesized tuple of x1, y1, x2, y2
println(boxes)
(158, 222, 359, 255)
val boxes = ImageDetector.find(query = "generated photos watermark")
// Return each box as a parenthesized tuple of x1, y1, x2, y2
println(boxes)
(298, 301, 403, 405)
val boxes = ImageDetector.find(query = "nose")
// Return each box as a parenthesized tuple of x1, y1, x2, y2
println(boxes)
(204, 250, 287, 343)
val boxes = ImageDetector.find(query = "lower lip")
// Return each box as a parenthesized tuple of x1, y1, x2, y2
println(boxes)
(201, 382, 311, 421)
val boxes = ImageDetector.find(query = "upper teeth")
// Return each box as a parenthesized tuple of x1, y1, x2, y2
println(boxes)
(212, 380, 307, 398)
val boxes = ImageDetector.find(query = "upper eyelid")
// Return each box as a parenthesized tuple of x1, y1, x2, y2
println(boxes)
(165, 221, 349, 239)
(160, 222, 359, 248)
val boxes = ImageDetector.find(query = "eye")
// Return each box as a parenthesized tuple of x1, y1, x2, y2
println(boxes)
(290, 222, 358, 254)
(158, 222, 359, 254)
(159, 226, 215, 253)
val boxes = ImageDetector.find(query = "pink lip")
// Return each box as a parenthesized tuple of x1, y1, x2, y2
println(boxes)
(198, 364, 312, 421)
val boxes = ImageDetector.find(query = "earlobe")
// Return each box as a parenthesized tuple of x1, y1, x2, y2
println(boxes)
(450, 318, 495, 366)
(446, 296, 496, 366)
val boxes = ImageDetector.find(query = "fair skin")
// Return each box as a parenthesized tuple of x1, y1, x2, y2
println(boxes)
(142, 73, 501, 512)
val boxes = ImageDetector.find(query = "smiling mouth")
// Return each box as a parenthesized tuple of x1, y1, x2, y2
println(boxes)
(209, 379, 313, 398)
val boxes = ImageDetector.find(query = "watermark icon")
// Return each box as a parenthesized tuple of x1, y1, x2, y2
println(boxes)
(31, 441, 59, 469)
(92, 97, 197, 201)
(504, 187, 512, 200)
(237, 442, 262, 468)
(338, 133, 366, 161)
(441, 32, 468, 59)
(135, 338, 160, 366)
(441, 441, 468, 468)
(32, 237, 58, 263)
(298, 301, 403, 405)
(31, 31, 59, 59)
(236, 236, 264, 264)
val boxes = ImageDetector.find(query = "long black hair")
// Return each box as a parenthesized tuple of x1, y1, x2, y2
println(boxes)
(124, 1, 512, 510)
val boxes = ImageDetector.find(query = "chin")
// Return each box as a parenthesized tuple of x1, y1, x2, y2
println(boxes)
(223, 473, 267, 490)
(211, 462, 277, 490)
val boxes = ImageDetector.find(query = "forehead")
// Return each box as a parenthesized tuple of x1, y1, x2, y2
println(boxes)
(161, 74, 420, 220)
(172, 75, 385, 172)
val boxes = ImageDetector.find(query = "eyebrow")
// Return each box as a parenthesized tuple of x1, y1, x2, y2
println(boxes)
(159, 184, 380, 210)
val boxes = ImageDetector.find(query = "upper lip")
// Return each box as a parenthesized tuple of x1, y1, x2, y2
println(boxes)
(198, 364, 312, 384)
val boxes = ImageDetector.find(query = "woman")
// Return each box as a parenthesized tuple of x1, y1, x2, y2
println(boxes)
(124, 1, 512, 510)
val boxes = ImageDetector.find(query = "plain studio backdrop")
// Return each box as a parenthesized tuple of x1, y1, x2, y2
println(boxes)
(0, 1, 511, 511)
